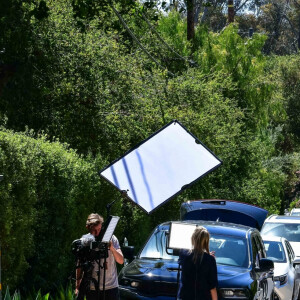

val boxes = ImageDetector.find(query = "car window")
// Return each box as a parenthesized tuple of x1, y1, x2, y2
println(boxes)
(213, 235, 249, 268)
(263, 241, 286, 262)
(139, 229, 178, 259)
(286, 242, 292, 264)
(255, 235, 266, 258)
(285, 241, 294, 262)
(261, 223, 300, 242)
(251, 236, 260, 268)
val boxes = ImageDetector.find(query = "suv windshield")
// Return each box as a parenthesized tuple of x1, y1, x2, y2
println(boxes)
(139, 228, 249, 268)
(211, 235, 249, 268)
(261, 223, 300, 242)
(263, 241, 286, 262)
(290, 211, 300, 216)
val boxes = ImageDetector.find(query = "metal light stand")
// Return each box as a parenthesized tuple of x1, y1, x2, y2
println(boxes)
(74, 240, 109, 300)
(101, 245, 109, 300)
(75, 263, 91, 300)
(106, 190, 128, 218)
(96, 222, 110, 300)
(96, 254, 101, 300)
(93, 243, 109, 300)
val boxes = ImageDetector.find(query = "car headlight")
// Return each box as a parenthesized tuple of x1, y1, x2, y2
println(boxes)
(130, 281, 140, 288)
(274, 274, 288, 285)
(219, 288, 249, 299)
(120, 277, 140, 288)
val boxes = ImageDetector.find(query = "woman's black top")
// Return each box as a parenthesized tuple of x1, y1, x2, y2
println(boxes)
(180, 251, 218, 300)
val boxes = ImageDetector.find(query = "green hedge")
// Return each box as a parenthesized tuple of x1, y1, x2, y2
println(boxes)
(0, 129, 106, 292)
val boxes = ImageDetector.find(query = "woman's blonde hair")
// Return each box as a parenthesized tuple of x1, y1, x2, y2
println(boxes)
(86, 213, 103, 232)
(191, 226, 210, 263)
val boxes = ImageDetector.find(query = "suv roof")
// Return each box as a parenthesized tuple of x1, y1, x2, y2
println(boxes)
(264, 215, 300, 223)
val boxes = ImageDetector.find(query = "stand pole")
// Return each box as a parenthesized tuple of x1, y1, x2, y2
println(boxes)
(96, 248, 104, 300)
(97, 254, 100, 300)
(96, 244, 108, 300)
(102, 244, 108, 300)
(106, 190, 128, 218)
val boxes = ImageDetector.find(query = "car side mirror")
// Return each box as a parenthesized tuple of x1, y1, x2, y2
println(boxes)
(293, 257, 300, 268)
(166, 248, 180, 256)
(256, 258, 274, 273)
(122, 246, 135, 261)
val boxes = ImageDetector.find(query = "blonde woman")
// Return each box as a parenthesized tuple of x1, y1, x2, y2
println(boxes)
(179, 226, 218, 300)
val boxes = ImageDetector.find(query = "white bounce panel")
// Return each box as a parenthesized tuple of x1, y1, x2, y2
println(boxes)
(101, 216, 120, 243)
(168, 222, 199, 250)
(100, 121, 222, 214)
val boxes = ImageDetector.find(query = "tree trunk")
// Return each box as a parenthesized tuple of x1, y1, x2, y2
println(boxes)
(187, 0, 195, 40)
(228, 0, 234, 23)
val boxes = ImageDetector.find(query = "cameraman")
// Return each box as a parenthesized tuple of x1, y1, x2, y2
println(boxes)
(75, 213, 124, 300)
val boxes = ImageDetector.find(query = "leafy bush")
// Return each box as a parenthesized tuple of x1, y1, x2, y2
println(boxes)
(0, 129, 105, 292)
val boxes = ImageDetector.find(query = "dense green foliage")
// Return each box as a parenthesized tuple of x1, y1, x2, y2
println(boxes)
(0, 129, 109, 292)
(0, 0, 299, 295)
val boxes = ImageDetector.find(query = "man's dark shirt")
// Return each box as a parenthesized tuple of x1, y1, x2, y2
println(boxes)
(179, 251, 217, 300)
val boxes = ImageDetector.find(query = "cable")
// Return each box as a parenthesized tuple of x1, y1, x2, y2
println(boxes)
(110, 3, 175, 77)
(139, 12, 197, 66)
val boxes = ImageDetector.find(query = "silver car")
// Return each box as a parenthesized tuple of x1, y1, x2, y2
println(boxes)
(262, 236, 300, 300)
(290, 208, 300, 217)
(261, 215, 300, 257)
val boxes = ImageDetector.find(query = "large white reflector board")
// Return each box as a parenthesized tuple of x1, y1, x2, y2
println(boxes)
(168, 222, 199, 250)
(99, 120, 222, 214)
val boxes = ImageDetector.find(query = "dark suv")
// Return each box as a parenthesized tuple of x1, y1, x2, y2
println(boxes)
(119, 200, 274, 300)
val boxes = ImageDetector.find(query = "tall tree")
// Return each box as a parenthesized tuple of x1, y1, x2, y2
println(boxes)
(187, 0, 195, 39)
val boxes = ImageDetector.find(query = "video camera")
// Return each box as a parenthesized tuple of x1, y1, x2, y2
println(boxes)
(71, 216, 120, 262)
(71, 238, 108, 262)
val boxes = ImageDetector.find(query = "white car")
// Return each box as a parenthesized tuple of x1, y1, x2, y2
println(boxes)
(261, 215, 300, 257)
(290, 208, 300, 217)
(262, 236, 300, 300)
